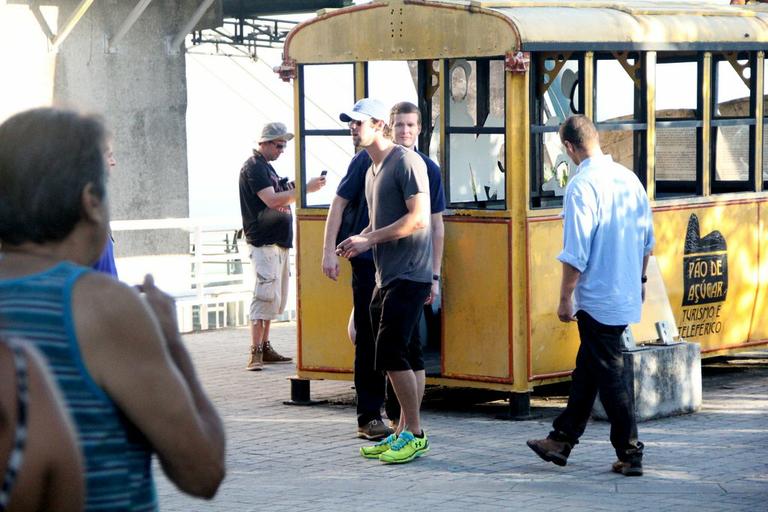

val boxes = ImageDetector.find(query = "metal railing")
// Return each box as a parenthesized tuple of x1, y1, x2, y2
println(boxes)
(111, 217, 296, 332)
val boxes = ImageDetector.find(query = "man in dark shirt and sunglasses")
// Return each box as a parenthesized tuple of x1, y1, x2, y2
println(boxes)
(239, 122, 326, 370)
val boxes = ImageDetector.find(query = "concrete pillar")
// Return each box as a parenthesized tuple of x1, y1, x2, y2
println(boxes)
(1, 0, 218, 256)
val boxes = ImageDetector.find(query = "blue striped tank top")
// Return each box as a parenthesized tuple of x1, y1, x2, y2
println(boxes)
(0, 262, 157, 511)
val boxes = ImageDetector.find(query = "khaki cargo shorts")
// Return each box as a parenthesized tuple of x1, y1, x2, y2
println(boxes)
(248, 244, 289, 321)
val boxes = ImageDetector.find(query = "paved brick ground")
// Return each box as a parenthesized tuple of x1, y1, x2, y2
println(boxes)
(156, 323, 768, 511)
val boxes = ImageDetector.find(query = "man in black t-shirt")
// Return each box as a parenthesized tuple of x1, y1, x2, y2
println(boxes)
(239, 121, 326, 370)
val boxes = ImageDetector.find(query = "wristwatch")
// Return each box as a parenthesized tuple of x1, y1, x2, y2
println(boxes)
(432, 274, 440, 281)
(641, 275, 648, 284)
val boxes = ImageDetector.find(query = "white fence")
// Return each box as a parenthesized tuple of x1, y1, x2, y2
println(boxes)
(111, 218, 297, 333)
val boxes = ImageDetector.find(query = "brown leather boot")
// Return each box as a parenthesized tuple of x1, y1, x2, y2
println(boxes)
(245, 345, 263, 371)
(526, 438, 572, 466)
(612, 459, 643, 476)
(357, 419, 394, 441)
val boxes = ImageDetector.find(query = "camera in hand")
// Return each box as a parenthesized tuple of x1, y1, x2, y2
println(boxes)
(278, 177, 295, 190)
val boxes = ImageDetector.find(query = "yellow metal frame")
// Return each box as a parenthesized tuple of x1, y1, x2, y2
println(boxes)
(756, 52, 764, 194)
(582, 52, 594, 119)
(646, 51, 657, 200)
(702, 52, 712, 197)
(355, 62, 366, 101)
(507, 66, 531, 391)
(293, 77, 302, 203)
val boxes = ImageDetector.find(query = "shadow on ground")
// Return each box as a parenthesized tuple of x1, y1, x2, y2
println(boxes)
(322, 356, 768, 422)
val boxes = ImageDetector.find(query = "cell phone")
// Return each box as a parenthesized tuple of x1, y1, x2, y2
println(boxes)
(321, 170, 328, 176)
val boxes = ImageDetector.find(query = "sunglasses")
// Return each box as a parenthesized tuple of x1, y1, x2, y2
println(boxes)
(271, 141, 287, 150)
(348, 120, 364, 128)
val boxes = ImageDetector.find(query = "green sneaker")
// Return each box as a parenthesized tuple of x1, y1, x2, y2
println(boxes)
(360, 433, 397, 459)
(379, 430, 429, 464)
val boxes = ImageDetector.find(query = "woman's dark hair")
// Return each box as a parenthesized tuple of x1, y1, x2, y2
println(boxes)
(0, 107, 107, 244)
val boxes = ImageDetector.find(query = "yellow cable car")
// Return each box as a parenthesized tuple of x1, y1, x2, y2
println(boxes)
(280, 0, 768, 409)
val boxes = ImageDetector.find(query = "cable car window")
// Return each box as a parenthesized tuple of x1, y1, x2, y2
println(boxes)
(655, 125, 697, 195)
(594, 52, 646, 183)
(711, 53, 754, 194)
(715, 56, 750, 113)
(713, 124, 750, 186)
(530, 53, 583, 209)
(657, 61, 698, 116)
(600, 130, 642, 173)
(367, 61, 419, 110)
(299, 64, 355, 207)
(303, 64, 353, 131)
(303, 135, 354, 207)
(365, 59, 443, 197)
(596, 57, 636, 122)
(367, 59, 440, 162)
(444, 58, 506, 210)
(655, 56, 702, 198)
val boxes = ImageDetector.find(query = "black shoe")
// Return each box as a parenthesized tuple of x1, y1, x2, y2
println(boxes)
(526, 438, 572, 467)
(612, 459, 643, 476)
(261, 341, 292, 363)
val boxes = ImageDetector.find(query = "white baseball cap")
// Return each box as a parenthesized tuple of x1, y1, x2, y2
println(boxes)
(339, 98, 390, 124)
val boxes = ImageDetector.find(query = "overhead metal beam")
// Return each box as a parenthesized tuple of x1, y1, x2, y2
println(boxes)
(189, 16, 298, 54)
(51, 0, 96, 52)
(28, 1, 56, 43)
(221, 0, 352, 17)
(167, 0, 217, 55)
(107, 0, 155, 53)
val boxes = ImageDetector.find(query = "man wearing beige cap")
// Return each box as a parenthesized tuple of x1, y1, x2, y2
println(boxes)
(239, 121, 326, 370)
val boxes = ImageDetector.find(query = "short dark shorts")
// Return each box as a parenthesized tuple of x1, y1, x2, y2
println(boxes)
(370, 279, 431, 372)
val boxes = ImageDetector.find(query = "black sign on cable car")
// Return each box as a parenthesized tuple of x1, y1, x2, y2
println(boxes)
(682, 213, 728, 307)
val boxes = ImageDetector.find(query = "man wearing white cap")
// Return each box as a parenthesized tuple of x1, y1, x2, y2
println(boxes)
(322, 100, 446, 443)
(322, 98, 397, 442)
(335, 98, 433, 464)
(239, 121, 326, 371)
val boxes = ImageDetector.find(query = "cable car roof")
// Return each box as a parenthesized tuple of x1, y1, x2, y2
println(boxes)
(282, 0, 768, 64)
(488, 0, 768, 50)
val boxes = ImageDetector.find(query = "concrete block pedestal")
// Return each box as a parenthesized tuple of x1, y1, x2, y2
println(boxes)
(593, 342, 701, 422)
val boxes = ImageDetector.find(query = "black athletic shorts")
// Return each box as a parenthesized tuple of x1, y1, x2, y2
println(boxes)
(369, 279, 431, 372)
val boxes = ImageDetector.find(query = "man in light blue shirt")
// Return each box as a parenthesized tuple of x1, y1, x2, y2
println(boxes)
(528, 115, 654, 477)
